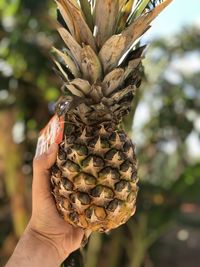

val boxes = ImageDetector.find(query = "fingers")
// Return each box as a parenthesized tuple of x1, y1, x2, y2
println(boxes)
(32, 143, 58, 196)
(33, 143, 59, 174)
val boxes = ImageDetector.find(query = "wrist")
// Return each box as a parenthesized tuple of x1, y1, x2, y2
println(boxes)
(26, 224, 70, 263)
(6, 226, 65, 267)
(25, 226, 65, 265)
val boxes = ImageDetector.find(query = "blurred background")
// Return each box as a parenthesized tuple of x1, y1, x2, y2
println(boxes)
(0, 0, 200, 266)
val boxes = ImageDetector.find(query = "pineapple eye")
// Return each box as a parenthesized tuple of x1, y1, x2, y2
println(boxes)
(118, 151, 126, 161)
(131, 171, 138, 182)
(69, 193, 76, 203)
(69, 211, 79, 223)
(51, 165, 61, 176)
(120, 160, 132, 172)
(85, 207, 93, 219)
(78, 192, 91, 205)
(91, 185, 103, 197)
(94, 207, 107, 220)
(109, 132, 116, 141)
(82, 155, 104, 168)
(105, 149, 118, 160)
(91, 185, 114, 199)
(88, 137, 99, 148)
(70, 192, 91, 205)
(118, 132, 126, 142)
(63, 160, 80, 172)
(110, 168, 120, 180)
(123, 141, 132, 152)
(93, 156, 104, 168)
(58, 148, 66, 160)
(65, 123, 75, 135)
(66, 136, 76, 144)
(115, 180, 130, 192)
(99, 167, 120, 181)
(61, 177, 74, 191)
(101, 138, 110, 148)
(73, 172, 97, 188)
(85, 175, 97, 186)
(72, 144, 88, 156)
(107, 199, 120, 212)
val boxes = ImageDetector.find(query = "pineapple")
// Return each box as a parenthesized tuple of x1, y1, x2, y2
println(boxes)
(51, 0, 172, 233)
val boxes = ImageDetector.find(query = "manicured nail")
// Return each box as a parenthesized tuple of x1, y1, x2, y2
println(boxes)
(47, 143, 58, 155)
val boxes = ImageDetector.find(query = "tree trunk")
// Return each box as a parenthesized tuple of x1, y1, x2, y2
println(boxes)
(0, 108, 28, 238)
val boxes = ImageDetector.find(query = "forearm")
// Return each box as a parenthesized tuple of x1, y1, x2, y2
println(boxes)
(5, 227, 63, 267)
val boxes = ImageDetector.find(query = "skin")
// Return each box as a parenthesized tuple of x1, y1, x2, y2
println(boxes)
(5, 143, 84, 267)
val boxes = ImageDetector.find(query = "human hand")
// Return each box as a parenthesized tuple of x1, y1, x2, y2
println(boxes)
(28, 143, 84, 263)
(5, 143, 83, 267)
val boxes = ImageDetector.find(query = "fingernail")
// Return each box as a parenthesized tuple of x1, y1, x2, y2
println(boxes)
(47, 143, 57, 155)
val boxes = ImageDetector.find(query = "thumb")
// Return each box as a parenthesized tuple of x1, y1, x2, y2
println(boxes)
(33, 143, 58, 195)
(33, 143, 59, 174)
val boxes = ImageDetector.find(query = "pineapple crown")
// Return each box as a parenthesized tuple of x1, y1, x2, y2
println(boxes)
(52, 0, 172, 125)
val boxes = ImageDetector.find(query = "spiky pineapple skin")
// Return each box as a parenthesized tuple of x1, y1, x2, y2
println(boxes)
(51, 123, 138, 232)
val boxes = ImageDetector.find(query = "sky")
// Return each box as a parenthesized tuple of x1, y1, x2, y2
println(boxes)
(144, 0, 200, 40)
(134, 0, 200, 160)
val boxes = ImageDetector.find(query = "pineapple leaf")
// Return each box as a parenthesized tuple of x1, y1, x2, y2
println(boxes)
(128, 0, 166, 24)
(65, 0, 79, 8)
(119, 0, 131, 11)
(79, 0, 94, 32)
(131, 0, 152, 20)
(124, 58, 143, 79)
(63, 0, 97, 52)
(147, 0, 164, 8)
(124, 0, 173, 41)
(55, 0, 76, 37)
(99, 0, 172, 73)
(99, 34, 127, 73)
(71, 78, 91, 95)
(52, 58, 71, 83)
(94, 0, 119, 48)
(119, 45, 146, 68)
(111, 85, 136, 102)
(80, 45, 102, 84)
(57, 8, 69, 30)
(56, 24, 82, 68)
(64, 83, 85, 97)
(52, 47, 80, 78)
(116, 0, 135, 33)
(102, 68, 125, 96)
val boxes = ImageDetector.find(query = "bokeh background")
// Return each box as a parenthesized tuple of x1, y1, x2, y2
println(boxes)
(0, 0, 200, 266)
